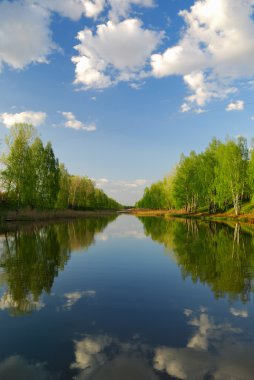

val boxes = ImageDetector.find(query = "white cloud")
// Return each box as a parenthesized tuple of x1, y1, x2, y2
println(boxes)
(35, 0, 105, 20)
(182, 71, 236, 110)
(96, 178, 109, 185)
(0, 111, 47, 128)
(226, 100, 244, 112)
(151, 0, 254, 109)
(108, 0, 154, 20)
(61, 111, 96, 131)
(94, 178, 150, 205)
(0, 1, 55, 71)
(72, 18, 163, 89)
(180, 103, 191, 113)
(230, 307, 248, 318)
(36, 0, 154, 21)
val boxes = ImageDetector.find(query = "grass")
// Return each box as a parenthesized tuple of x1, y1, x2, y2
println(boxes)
(128, 201, 254, 225)
(0, 208, 119, 223)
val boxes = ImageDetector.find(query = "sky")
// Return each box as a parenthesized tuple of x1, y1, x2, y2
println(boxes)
(1, 0, 254, 205)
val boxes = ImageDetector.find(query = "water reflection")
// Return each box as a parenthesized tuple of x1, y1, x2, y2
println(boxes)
(62, 290, 96, 311)
(139, 217, 254, 301)
(0, 355, 52, 380)
(1, 305, 252, 380)
(154, 308, 254, 380)
(0, 217, 116, 315)
(71, 334, 157, 380)
(69, 307, 254, 379)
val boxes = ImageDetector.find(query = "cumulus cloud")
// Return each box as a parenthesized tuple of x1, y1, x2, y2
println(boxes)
(34, 0, 153, 21)
(108, 0, 154, 20)
(0, 111, 47, 128)
(151, 0, 254, 110)
(72, 18, 163, 89)
(1, 0, 151, 74)
(35, 0, 105, 20)
(0, 1, 55, 71)
(61, 112, 96, 131)
(226, 100, 245, 112)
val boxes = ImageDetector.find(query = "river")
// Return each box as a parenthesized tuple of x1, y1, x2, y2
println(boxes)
(0, 215, 253, 379)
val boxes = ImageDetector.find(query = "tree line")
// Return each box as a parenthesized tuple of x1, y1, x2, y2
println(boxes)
(136, 136, 254, 216)
(0, 123, 121, 210)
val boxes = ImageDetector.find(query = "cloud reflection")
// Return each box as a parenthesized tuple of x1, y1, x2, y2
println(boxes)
(0, 292, 45, 314)
(96, 216, 146, 241)
(0, 355, 52, 380)
(62, 290, 96, 311)
(71, 334, 158, 380)
(154, 308, 253, 380)
(230, 307, 248, 318)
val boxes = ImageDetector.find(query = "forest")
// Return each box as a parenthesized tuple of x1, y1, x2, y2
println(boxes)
(136, 136, 254, 216)
(0, 123, 121, 211)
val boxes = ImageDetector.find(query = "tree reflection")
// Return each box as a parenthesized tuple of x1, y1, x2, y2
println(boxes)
(0, 216, 116, 315)
(140, 217, 254, 301)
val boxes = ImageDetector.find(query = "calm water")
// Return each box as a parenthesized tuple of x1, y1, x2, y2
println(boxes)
(0, 215, 254, 380)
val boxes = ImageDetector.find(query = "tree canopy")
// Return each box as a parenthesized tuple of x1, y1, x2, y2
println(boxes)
(136, 136, 253, 216)
(0, 123, 121, 211)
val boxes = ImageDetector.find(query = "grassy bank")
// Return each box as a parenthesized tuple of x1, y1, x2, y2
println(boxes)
(0, 208, 119, 223)
(128, 202, 254, 224)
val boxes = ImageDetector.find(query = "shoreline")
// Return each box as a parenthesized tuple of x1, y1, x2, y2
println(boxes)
(127, 209, 254, 224)
(0, 208, 120, 223)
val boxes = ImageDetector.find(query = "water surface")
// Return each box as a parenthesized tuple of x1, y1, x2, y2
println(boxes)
(0, 215, 254, 379)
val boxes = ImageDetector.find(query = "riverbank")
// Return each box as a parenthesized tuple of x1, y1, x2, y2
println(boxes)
(0, 208, 119, 223)
(128, 208, 254, 224)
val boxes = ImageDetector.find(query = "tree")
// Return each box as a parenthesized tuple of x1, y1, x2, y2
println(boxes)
(42, 142, 60, 208)
(1, 124, 36, 207)
(56, 164, 71, 208)
(215, 137, 248, 215)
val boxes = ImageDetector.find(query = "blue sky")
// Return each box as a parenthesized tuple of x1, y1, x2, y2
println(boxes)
(1, 0, 254, 204)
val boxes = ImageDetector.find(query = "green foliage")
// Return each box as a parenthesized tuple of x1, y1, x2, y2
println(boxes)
(136, 175, 175, 209)
(1, 124, 60, 209)
(137, 136, 253, 216)
(0, 123, 122, 211)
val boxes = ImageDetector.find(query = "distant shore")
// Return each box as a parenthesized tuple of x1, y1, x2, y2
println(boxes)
(0, 208, 119, 223)
(128, 208, 254, 224)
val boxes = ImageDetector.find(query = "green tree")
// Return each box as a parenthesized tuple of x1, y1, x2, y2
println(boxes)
(56, 164, 71, 208)
(215, 137, 249, 215)
(1, 124, 36, 207)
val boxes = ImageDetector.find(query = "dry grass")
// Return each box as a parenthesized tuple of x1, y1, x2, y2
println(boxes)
(127, 208, 254, 224)
(0, 208, 118, 222)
